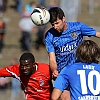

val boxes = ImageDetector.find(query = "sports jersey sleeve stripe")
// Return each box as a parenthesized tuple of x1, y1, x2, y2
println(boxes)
(80, 23, 96, 36)
(45, 31, 55, 53)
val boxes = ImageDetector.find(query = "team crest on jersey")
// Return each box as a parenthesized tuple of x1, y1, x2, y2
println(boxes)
(71, 32, 77, 38)
(39, 79, 44, 86)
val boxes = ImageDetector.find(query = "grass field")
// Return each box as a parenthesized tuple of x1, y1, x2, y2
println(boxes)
(0, 0, 100, 67)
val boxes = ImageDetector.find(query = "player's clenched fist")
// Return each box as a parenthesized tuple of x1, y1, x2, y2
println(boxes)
(52, 69, 59, 79)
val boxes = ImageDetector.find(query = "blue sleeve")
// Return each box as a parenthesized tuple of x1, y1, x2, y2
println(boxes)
(81, 23, 96, 36)
(53, 67, 69, 92)
(45, 31, 55, 53)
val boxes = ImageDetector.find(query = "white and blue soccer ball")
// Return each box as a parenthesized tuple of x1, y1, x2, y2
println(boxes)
(31, 7, 50, 26)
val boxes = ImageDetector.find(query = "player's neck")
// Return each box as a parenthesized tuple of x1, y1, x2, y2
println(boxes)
(63, 22, 68, 31)
(32, 64, 38, 74)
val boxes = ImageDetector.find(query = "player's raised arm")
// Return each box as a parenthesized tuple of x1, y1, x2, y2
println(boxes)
(49, 52, 59, 78)
(0, 65, 18, 77)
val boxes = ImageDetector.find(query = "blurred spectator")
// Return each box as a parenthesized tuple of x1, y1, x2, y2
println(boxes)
(25, 1, 36, 14)
(35, 25, 47, 50)
(2, 0, 8, 13)
(10, 57, 18, 65)
(10, 58, 21, 100)
(47, 0, 58, 10)
(0, 18, 6, 58)
(0, 0, 3, 16)
(60, 0, 80, 22)
(35, 1, 58, 50)
(34, 4, 48, 50)
(11, 78, 20, 100)
(38, 0, 46, 7)
(12, 0, 23, 13)
(19, 11, 36, 52)
(0, 77, 9, 91)
(17, 0, 23, 13)
(0, 0, 8, 15)
(0, 0, 3, 9)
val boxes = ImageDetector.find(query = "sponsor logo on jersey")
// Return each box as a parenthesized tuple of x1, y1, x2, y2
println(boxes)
(40, 79, 44, 86)
(71, 32, 77, 38)
(60, 43, 77, 53)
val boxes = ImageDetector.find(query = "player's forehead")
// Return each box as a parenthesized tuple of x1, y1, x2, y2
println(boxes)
(51, 18, 62, 24)
(20, 59, 31, 64)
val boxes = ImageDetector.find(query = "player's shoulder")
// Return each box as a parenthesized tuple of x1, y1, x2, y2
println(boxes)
(64, 62, 82, 70)
(36, 62, 48, 65)
(67, 22, 83, 26)
(11, 64, 20, 70)
(5, 64, 20, 74)
(6, 64, 19, 68)
(36, 62, 51, 75)
(45, 28, 57, 36)
(14, 64, 20, 68)
(36, 62, 49, 68)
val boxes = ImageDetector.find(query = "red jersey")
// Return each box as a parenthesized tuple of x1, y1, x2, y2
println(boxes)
(0, 62, 52, 100)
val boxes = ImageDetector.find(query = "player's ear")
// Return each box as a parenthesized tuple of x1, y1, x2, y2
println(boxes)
(62, 16, 66, 22)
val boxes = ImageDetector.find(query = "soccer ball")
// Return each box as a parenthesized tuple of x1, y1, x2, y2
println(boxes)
(31, 7, 50, 26)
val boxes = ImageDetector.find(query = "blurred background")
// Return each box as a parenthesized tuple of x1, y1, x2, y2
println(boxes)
(0, 0, 100, 100)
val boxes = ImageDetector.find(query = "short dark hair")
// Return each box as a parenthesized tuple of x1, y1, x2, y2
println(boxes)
(76, 40, 100, 64)
(48, 7, 65, 23)
(19, 52, 35, 63)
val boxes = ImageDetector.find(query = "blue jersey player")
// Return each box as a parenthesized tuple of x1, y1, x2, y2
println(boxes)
(44, 7, 100, 100)
(51, 40, 100, 100)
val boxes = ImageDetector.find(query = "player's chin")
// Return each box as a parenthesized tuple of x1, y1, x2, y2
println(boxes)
(56, 29, 62, 33)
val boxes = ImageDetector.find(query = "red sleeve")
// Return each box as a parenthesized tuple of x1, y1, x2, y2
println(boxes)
(0, 64, 20, 77)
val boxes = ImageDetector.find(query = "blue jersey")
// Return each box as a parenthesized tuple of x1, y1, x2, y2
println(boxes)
(45, 22, 96, 72)
(54, 62, 100, 100)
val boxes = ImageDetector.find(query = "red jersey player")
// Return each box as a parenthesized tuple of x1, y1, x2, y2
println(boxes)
(0, 52, 52, 100)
